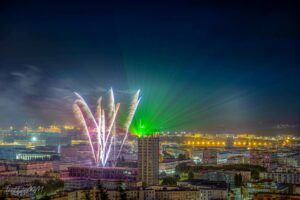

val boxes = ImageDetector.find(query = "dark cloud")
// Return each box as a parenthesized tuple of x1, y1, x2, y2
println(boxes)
(0, 66, 74, 127)
(0, 65, 137, 127)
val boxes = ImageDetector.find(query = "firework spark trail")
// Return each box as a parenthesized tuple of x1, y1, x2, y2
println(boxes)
(105, 103, 120, 144)
(96, 97, 102, 164)
(73, 102, 97, 162)
(73, 88, 140, 167)
(115, 90, 141, 164)
(94, 97, 103, 164)
(107, 89, 116, 161)
(107, 88, 115, 123)
(74, 92, 99, 131)
(103, 102, 120, 163)
(105, 89, 116, 144)
(100, 109, 106, 166)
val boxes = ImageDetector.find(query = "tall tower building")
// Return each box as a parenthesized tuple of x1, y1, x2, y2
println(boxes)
(138, 135, 159, 186)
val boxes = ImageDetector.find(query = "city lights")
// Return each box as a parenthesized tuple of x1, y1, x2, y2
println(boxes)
(0, 1, 299, 199)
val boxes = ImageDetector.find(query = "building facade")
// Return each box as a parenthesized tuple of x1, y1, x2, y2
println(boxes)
(254, 193, 300, 200)
(259, 172, 300, 184)
(202, 148, 218, 165)
(138, 135, 159, 186)
(68, 166, 138, 181)
(250, 150, 277, 171)
(177, 180, 228, 200)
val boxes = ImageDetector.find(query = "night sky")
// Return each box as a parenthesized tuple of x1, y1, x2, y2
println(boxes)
(0, 1, 299, 134)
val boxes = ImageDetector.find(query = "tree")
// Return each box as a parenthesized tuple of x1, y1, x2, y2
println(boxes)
(251, 170, 260, 180)
(234, 174, 243, 187)
(161, 176, 177, 186)
(84, 189, 92, 200)
(174, 174, 180, 181)
(234, 174, 239, 187)
(36, 179, 64, 196)
(160, 171, 167, 178)
(162, 151, 174, 159)
(188, 171, 194, 180)
(238, 174, 243, 186)
(96, 180, 109, 200)
(0, 191, 7, 200)
(118, 184, 127, 200)
(175, 162, 190, 174)
(177, 153, 187, 160)
(39, 196, 51, 200)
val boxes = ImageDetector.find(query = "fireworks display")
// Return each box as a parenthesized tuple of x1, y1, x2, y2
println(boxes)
(73, 88, 140, 167)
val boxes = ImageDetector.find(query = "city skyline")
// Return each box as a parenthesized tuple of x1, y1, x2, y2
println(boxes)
(0, 1, 299, 135)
